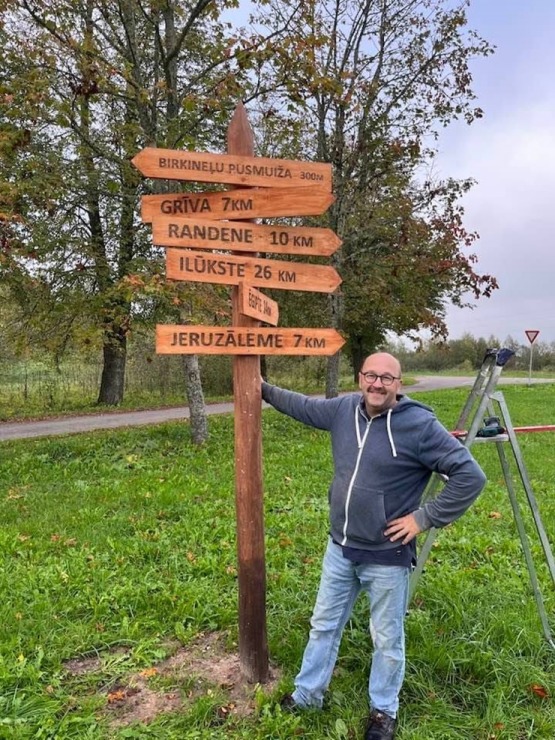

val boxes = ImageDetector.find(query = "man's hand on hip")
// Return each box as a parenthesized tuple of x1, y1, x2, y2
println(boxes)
(384, 513, 422, 544)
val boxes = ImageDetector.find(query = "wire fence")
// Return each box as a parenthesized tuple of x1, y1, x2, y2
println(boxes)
(0, 351, 337, 417)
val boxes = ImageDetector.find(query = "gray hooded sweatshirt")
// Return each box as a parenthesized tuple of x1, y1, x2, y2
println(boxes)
(262, 382, 486, 551)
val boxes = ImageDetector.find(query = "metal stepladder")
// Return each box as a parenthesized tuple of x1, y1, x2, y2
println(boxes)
(409, 347, 555, 649)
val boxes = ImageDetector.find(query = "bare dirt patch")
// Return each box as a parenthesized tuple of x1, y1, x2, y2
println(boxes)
(64, 631, 282, 729)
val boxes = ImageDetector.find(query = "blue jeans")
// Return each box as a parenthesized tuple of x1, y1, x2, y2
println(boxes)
(292, 538, 409, 717)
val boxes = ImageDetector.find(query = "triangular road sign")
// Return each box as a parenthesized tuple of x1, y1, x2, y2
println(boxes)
(525, 329, 540, 344)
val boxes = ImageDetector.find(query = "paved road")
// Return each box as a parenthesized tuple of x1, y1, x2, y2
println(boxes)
(1, 376, 553, 441)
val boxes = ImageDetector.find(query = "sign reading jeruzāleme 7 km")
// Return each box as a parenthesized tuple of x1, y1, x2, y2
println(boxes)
(132, 147, 332, 190)
(156, 325, 345, 356)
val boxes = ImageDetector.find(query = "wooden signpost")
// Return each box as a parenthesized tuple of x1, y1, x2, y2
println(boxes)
(152, 215, 342, 257)
(141, 186, 335, 222)
(132, 103, 343, 684)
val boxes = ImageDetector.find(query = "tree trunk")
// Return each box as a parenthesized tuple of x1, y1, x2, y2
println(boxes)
(351, 335, 366, 382)
(325, 290, 343, 398)
(98, 332, 126, 405)
(182, 355, 208, 444)
(325, 351, 340, 398)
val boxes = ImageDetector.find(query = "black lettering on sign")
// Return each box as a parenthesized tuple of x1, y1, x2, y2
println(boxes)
(248, 290, 262, 311)
(169, 223, 253, 243)
(228, 163, 293, 179)
(223, 196, 253, 212)
(254, 265, 272, 280)
(171, 331, 287, 348)
(270, 230, 313, 248)
(300, 170, 325, 182)
(162, 197, 211, 215)
(159, 158, 225, 175)
(179, 255, 246, 279)
(293, 235, 313, 247)
(278, 269, 296, 283)
(294, 334, 326, 348)
(171, 332, 188, 346)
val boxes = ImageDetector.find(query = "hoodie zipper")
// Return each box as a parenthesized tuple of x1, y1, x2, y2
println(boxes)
(341, 408, 371, 545)
(341, 406, 398, 545)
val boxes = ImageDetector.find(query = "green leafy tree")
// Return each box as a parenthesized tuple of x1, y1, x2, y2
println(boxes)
(0, 0, 264, 439)
(247, 0, 498, 394)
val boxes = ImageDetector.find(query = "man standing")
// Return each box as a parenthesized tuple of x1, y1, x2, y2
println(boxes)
(262, 352, 486, 740)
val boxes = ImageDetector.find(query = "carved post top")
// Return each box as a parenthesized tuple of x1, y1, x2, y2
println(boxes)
(227, 102, 254, 157)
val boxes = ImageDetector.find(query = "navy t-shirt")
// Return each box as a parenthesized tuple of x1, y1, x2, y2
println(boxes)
(334, 538, 415, 568)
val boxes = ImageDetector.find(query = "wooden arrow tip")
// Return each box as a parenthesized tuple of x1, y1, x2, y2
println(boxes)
(228, 103, 254, 155)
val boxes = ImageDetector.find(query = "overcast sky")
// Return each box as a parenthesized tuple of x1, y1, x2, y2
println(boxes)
(434, 0, 555, 345)
(228, 1, 554, 345)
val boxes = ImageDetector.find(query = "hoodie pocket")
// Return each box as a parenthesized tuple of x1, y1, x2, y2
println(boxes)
(347, 485, 388, 544)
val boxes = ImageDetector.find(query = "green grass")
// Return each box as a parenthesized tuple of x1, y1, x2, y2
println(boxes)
(0, 385, 554, 737)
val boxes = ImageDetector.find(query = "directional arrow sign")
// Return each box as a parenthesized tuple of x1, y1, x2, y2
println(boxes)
(152, 216, 341, 257)
(141, 187, 335, 222)
(132, 147, 332, 190)
(238, 283, 279, 326)
(165, 248, 342, 293)
(156, 325, 345, 356)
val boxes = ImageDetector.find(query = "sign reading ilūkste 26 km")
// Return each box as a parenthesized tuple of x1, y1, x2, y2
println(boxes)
(152, 216, 341, 257)
(132, 148, 332, 190)
(165, 248, 342, 293)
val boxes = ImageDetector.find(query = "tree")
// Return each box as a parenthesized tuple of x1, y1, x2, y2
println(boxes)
(0, 0, 258, 440)
(246, 0, 497, 394)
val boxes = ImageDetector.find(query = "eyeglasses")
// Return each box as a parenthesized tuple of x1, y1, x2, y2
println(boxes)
(360, 372, 400, 387)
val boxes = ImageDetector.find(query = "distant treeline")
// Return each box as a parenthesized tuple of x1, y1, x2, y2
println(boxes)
(386, 333, 555, 373)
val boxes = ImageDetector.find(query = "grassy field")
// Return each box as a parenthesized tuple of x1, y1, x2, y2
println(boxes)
(0, 384, 554, 738)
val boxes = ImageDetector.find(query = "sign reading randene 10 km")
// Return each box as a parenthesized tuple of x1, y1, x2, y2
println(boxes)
(152, 215, 342, 257)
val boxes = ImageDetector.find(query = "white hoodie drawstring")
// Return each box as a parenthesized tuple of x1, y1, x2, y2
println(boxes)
(355, 406, 368, 447)
(386, 408, 397, 457)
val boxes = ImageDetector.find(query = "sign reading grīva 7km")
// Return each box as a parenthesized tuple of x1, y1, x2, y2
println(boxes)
(132, 147, 332, 190)
(141, 187, 335, 222)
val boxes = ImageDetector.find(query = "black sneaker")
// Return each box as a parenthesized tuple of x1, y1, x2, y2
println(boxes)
(279, 693, 300, 712)
(364, 709, 396, 740)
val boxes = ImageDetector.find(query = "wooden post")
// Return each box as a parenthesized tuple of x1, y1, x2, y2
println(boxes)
(227, 103, 269, 682)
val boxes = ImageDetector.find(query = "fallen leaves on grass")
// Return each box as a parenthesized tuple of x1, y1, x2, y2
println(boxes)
(529, 683, 549, 699)
(63, 632, 281, 729)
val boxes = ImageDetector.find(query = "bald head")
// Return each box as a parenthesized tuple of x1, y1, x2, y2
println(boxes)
(361, 352, 402, 378)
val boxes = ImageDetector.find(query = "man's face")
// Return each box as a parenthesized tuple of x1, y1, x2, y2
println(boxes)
(358, 354, 402, 417)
